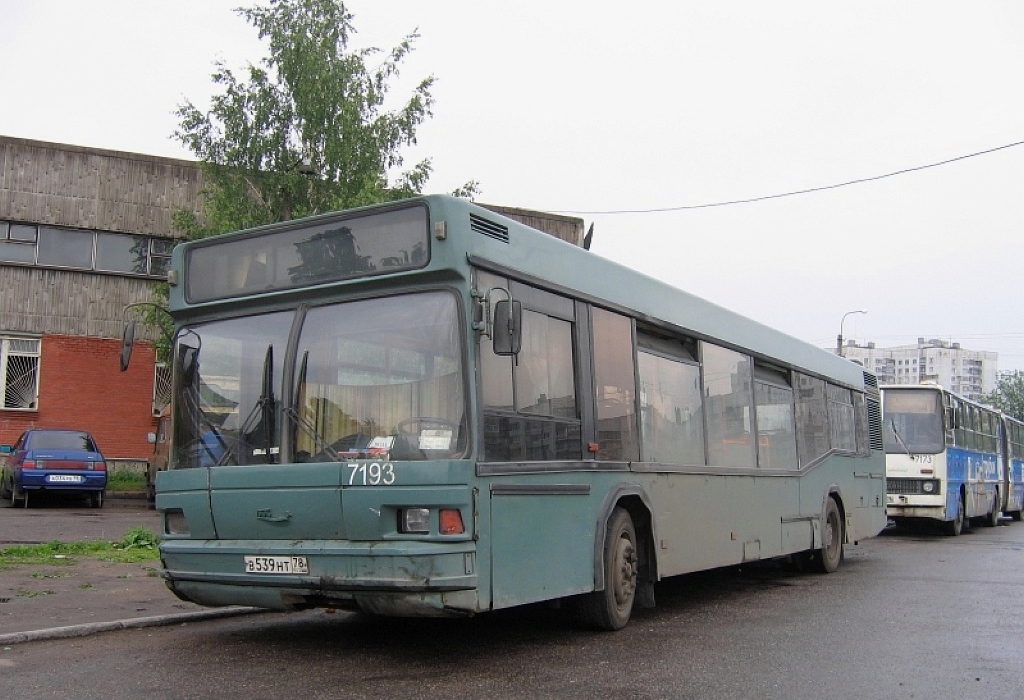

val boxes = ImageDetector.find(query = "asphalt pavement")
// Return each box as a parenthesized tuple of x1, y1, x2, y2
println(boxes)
(0, 492, 258, 645)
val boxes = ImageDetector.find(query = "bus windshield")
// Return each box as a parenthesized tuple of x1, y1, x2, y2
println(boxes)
(882, 388, 945, 455)
(293, 292, 466, 461)
(171, 311, 291, 469)
(170, 291, 466, 468)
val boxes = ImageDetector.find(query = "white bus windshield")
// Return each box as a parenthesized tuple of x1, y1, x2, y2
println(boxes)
(882, 389, 945, 455)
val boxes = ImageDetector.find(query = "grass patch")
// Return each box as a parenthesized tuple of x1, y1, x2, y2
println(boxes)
(106, 468, 147, 492)
(0, 527, 160, 571)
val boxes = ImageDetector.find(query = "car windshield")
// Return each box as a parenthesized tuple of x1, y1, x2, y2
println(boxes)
(882, 389, 945, 455)
(28, 432, 96, 452)
(169, 291, 466, 468)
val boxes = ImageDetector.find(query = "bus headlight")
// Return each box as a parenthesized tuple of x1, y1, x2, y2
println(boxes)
(400, 508, 431, 534)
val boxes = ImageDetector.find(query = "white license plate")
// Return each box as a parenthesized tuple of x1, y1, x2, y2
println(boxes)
(47, 474, 83, 483)
(244, 555, 309, 574)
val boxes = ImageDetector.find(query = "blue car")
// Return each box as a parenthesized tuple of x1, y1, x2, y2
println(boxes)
(0, 429, 107, 508)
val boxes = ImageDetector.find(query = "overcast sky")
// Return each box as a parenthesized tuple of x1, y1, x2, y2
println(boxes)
(3, 1, 1023, 370)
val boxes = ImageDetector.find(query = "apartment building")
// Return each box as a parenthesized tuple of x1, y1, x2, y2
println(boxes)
(837, 338, 997, 401)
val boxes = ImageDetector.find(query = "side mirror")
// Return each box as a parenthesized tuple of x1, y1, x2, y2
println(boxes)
(492, 299, 522, 356)
(120, 320, 136, 372)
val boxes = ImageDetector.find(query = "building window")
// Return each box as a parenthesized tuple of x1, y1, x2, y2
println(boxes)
(1, 336, 41, 410)
(0, 220, 172, 279)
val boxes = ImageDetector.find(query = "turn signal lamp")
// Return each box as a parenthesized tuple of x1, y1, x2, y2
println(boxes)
(439, 508, 464, 535)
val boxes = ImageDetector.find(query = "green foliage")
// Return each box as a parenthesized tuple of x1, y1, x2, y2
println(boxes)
(0, 529, 160, 571)
(982, 370, 1024, 421)
(106, 468, 147, 492)
(119, 526, 159, 551)
(174, 0, 471, 234)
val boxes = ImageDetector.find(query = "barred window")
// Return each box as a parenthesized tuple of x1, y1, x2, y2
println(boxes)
(1, 337, 41, 410)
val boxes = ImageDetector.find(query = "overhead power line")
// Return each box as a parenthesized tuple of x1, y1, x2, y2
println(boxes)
(555, 140, 1024, 215)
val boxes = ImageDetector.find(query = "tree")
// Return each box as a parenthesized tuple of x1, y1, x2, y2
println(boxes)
(982, 370, 1024, 421)
(143, 0, 477, 358)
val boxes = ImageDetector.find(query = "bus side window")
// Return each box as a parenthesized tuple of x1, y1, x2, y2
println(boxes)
(701, 343, 756, 469)
(592, 308, 639, 462)
(794, 374, 829, 468)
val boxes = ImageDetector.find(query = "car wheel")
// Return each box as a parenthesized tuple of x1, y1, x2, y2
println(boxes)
(91, 491, 105, 509)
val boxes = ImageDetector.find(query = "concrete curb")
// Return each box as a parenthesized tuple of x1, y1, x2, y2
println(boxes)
(0, 607, 261, 646)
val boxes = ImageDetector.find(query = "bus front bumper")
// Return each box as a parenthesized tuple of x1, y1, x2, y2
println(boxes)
(159, 538, 480, 617)
(886, 493, 947, 522)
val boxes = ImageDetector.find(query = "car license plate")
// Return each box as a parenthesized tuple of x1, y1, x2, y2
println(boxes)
(244, 555, 309, 574)
(47, 474, 83, 483)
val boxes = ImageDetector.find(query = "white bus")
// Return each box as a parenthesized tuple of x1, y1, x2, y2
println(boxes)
(882, 384, 1020, 534)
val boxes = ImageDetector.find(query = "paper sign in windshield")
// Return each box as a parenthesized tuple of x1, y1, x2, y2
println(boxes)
(368, 436, 395, 450)
(418, 429, 452, 451)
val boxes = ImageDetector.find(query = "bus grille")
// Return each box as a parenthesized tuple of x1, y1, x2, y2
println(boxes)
(863, 370, 879, 392)
(887, 478, 940, 496)
(470, 213, 510, 243)
(867, 397, 883, 450)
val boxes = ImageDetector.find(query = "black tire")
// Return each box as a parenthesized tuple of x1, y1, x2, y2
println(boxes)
(13, 484, 27, 508)
(985, 492, 1000, 528)
(946, 491, 965, 536)
(574, 507, 638, 631)
(813, 497, 843, 573)
(1010, 509, 1023, 523)
(91, 491, 105, 509)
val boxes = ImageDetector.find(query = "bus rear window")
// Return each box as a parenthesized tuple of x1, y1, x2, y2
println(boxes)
(185, 204, 429, 302)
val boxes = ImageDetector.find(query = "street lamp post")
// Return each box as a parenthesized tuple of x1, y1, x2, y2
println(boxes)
(837, 310, 868, 357)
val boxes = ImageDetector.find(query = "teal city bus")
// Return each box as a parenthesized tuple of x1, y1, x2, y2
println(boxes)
(135, 195, 886, 630)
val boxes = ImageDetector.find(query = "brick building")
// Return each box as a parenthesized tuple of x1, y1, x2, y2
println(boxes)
(0, 135, 583, 463)
(0, 136, 203, 463)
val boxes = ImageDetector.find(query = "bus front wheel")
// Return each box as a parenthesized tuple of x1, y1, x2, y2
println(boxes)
(574, 507, 638, 631)
(946, 492, 965, 536)
(814, 497, 843, 573)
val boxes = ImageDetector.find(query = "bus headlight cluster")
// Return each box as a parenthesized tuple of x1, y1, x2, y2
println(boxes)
(399, 507, 465, 535)
(921, 480, 940, 495)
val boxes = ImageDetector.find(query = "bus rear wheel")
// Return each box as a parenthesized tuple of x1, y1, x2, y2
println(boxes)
(573, 507, 638, 631)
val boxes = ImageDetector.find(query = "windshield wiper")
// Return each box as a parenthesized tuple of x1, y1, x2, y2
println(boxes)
(227, 344, 278, 465)
(284, 351, 340, 462)
(889, 418, 917, 460)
